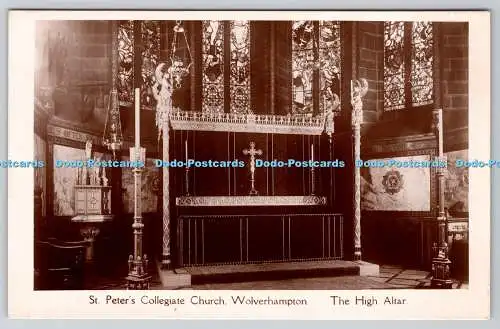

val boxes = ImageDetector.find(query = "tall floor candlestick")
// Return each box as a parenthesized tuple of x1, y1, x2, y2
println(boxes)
(135, 88, 140, 148)
(126, 89, 151, 290)
(431, 108, 452, 288)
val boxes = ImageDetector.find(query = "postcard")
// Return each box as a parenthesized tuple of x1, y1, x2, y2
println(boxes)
(8, 10, 490, 319)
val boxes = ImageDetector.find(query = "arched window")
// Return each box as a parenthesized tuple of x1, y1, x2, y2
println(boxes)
(117, 20, 162, 109)
(384, 21, 434, 111)
(201, 20, 251, 114)
(291, 21, 341, 116)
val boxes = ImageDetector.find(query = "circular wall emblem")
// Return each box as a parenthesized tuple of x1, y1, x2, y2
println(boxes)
(382, 170, 404, 195)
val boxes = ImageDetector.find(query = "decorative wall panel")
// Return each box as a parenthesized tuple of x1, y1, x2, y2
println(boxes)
(53, 145, 83, 216)
(121, 157, 159, 213)
(444, 149, 469, 214)
(361, 155, 431, 211)
(53, 145, 109, 216)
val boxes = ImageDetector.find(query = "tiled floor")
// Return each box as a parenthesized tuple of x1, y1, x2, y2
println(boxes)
(177, 265, 466, 290)
(87, 264, 466, 290)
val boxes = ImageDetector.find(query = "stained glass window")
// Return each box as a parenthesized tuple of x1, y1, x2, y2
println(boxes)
(384, 22, 406, 111)
(118, 21, 134, 104)
(291, 21, 315, 115)
(229, 21, 251, 114)
(202, 20, 225, 113)
(140, 21, 161, 109)
(411, 22, 434, 106)
(117, 20, 162, 109)
(318, 21, 341, 113)
(384, 21, 434, 111)
(291, 21, 341, 115)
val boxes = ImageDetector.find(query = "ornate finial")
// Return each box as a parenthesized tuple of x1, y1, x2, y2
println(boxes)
(432, 108, 443, 133)
(324, 93, 340, 142)
(350, 79, 368, 127)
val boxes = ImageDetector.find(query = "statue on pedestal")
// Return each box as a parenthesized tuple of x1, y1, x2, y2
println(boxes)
(81, 140, 93, 186)
(92, 159, 101, 186)
(85, 140, 93, 160)
(102, 168, 109, 187)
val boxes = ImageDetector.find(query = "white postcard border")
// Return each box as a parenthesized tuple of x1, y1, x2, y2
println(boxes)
(7, 10, 490, 319)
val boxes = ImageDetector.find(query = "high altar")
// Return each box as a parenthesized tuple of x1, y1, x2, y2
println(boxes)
(152, 57, 369, 269)
(108, 20, 373, 271)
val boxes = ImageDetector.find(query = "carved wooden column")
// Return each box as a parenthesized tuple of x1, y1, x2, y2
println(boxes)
(431, 108, 453, 288)
(351, 79, 368, 261)
(162, 118, 171, 269)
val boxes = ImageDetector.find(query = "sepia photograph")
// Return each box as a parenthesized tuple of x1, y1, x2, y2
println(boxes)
(8, 10, 490, 319)
(33, 17, 470, 291)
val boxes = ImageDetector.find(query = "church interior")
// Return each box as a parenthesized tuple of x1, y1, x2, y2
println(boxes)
(33, 19, 469, 290)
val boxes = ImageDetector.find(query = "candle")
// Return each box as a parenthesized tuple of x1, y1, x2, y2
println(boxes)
(135, 88, 140, 148)
(311, 144, 314, 162)
(437, 110, 443, 156)
(185, 139, 188, 162)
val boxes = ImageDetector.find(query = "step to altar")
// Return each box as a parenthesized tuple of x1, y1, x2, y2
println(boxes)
(157, 260, 379, 289)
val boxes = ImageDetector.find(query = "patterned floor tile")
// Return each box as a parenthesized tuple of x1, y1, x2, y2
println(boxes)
(396, 270, 430, 280)
(365, 276, 390, 283)
(387, 278, 421, 287)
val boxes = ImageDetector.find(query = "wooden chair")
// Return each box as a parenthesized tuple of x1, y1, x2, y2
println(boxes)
(34, 239, 87, 290)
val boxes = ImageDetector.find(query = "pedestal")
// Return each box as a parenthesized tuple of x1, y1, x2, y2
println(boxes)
(72, 214, 113, 263)
(431, 256, 453, 288)
(72, 184, 113, 262)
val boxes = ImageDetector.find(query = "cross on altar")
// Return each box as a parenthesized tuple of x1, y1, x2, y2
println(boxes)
(243, 142, 263, 196)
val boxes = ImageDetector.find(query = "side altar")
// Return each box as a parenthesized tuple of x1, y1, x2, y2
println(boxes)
(71, 140, 113, 262)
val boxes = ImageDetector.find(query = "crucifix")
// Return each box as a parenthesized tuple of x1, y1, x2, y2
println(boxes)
(243, 142, 262, 196)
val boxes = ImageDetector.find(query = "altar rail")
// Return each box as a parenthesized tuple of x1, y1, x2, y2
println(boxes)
(177, 213, 344, 267)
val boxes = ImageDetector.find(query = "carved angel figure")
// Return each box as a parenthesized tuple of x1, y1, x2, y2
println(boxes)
(324, 93, 339, 139)
(153, 63, 174, 140)
(153, 63, 173, 109)
(351, 79, 369, 126)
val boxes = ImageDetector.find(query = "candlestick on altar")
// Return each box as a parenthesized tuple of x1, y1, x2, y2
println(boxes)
(126, 88, 151, 290)
(310, 143, 316, 196)
(184, 139, 190, 196)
